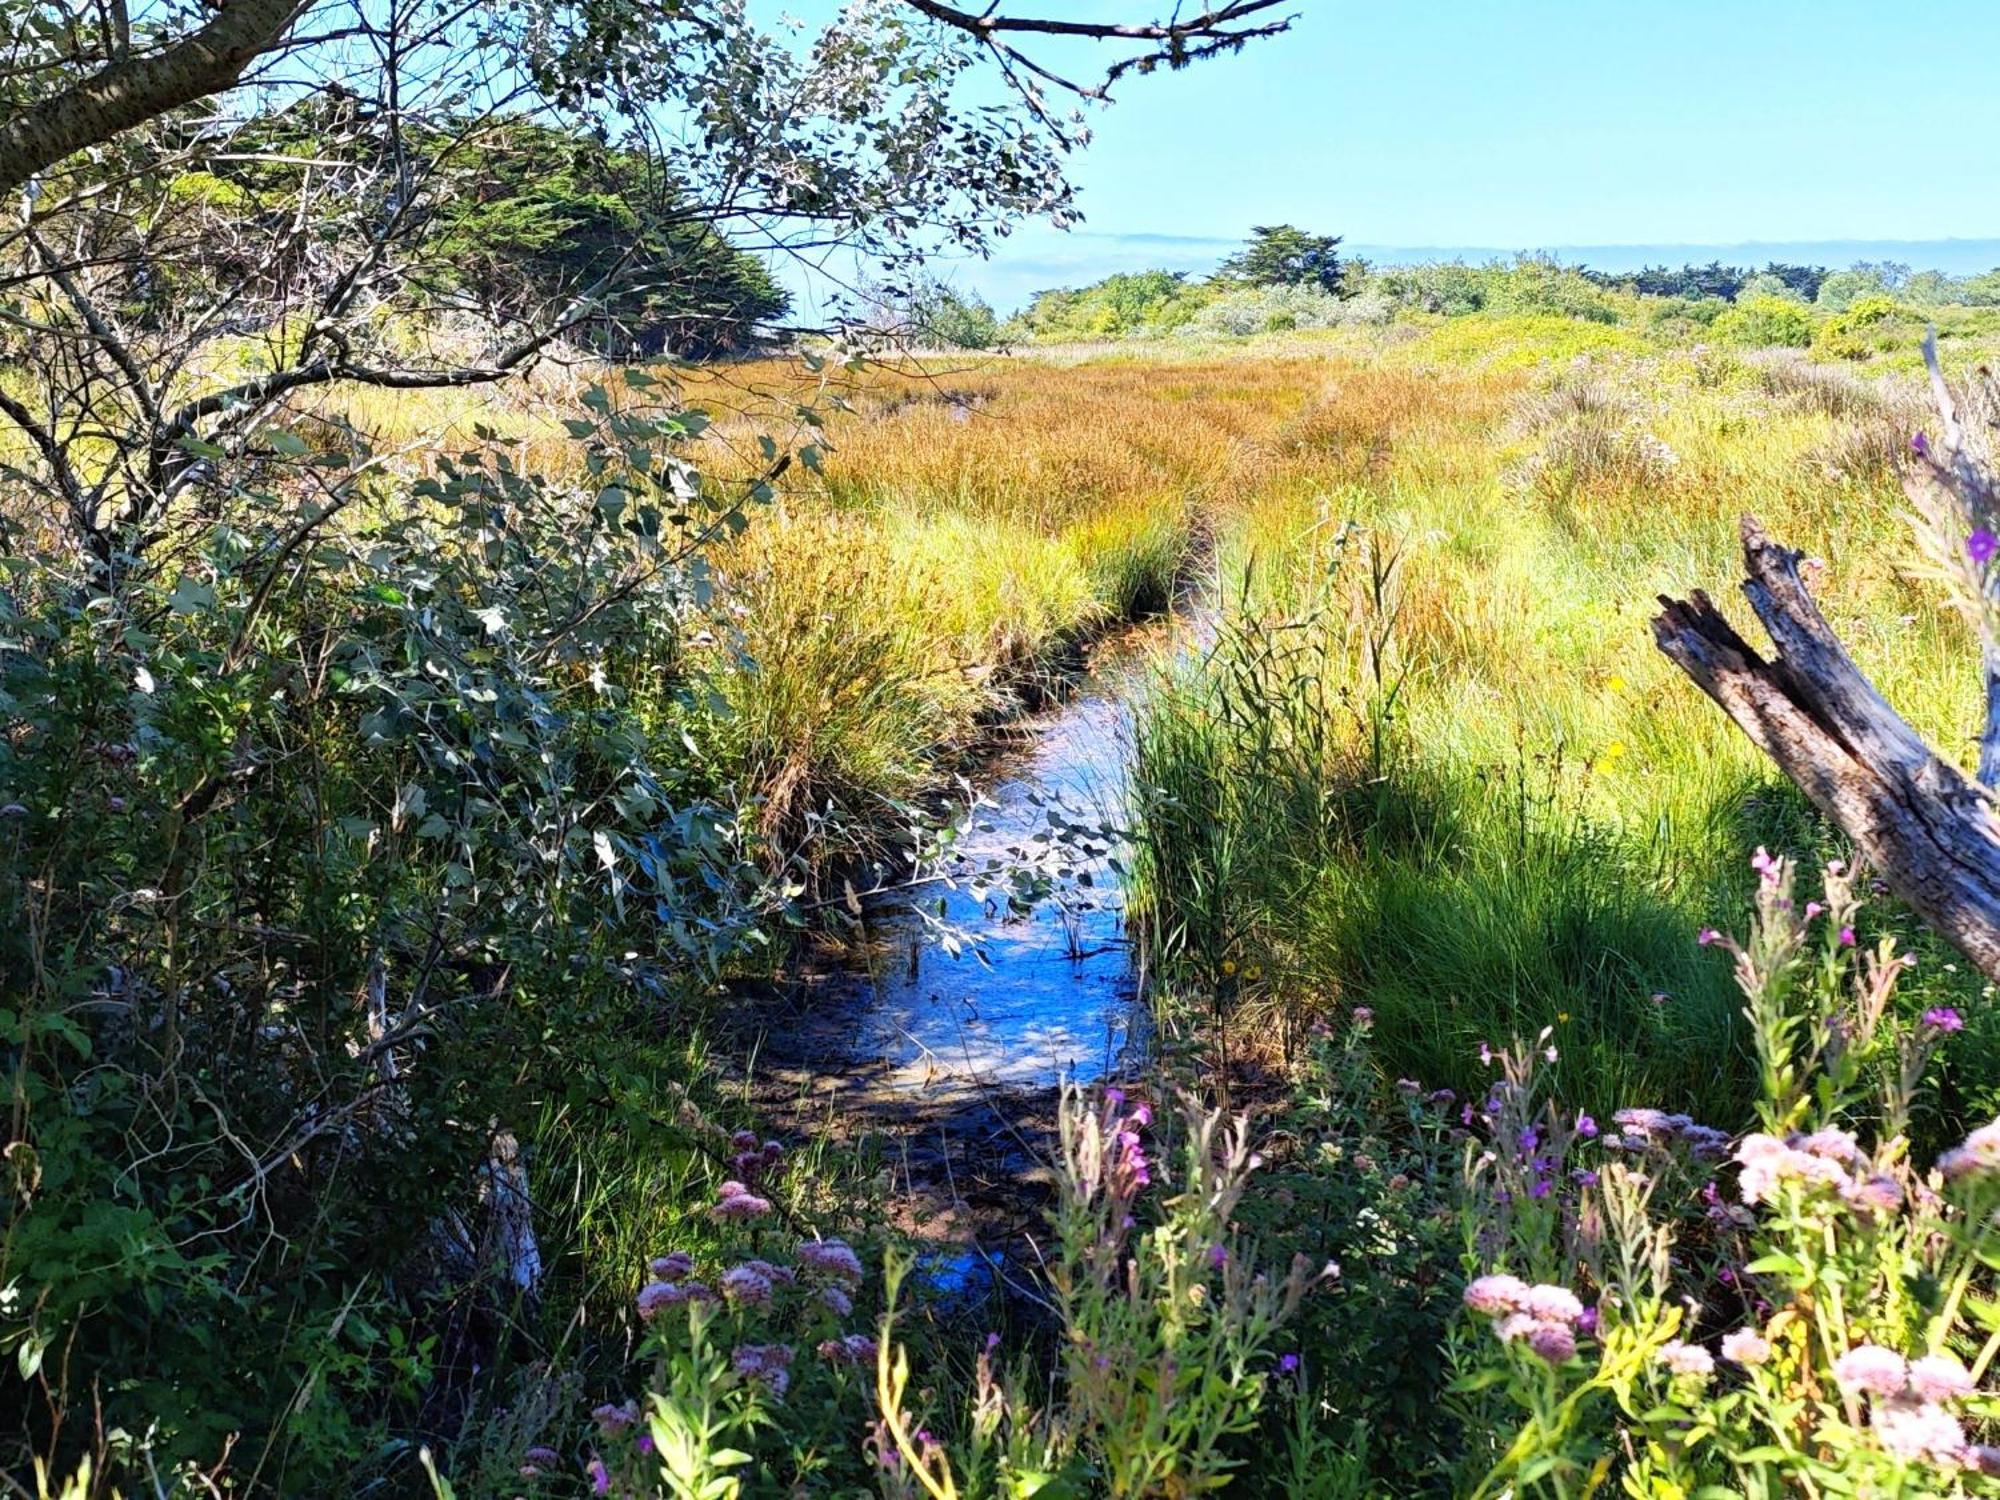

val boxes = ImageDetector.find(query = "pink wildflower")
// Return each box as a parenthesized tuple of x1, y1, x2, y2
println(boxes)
(1523, 1285, 1586, 1325)
(731, 1343, 795, 1398)
(818, 1333, 878, 1365)
(591, 1401, 638, 1437)
(1657, 1340, 1714, 1378)
(798, 1238, 865, 1283)
(1721, 1329, 1772, 1367)
(1909, 1353, 1975, 1403)
(1495, 1312, 1536, 1343)
(636, 1280, 687, 1321)
(1938, 1119, 2000, 1180)
(1924, 1007, 1965, 1034)
(712, 1182, 774, 1220)
(1463, 1274, 1530, 1316)
(1833, 1343, 1910, 1398)
(1874, 1395, 1968, 1464)
(720, 1264, 775, 1305)
(1842, 1175, 1904, 1218)
(1527, 1323, 1577, 1364)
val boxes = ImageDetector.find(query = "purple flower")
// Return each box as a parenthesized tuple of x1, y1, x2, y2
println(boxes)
(1913, 430, 1931, 457)
(1527, 1322, 1577, 1364)
(1277, 1352, 1300, 1374)
(586, 1457, 611, 1497)
(1838, 925, 1856, 946)
(1351, 1006, 1374, 1026)
(1574, 1113, 1598, 1138)
(1970, 529, 1999, 565)
(1697, 927, 1721, 946)
(1207, 1243, 1229, 1270)
(1576, 1305, 1600, 1337)
(1925, 1007, 1965, 1034)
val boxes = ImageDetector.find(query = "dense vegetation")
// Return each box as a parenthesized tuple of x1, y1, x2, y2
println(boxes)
(16, 0, 2000, 1492)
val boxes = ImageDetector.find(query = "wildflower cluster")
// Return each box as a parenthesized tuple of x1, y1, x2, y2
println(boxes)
(1461, 1274, 1592, 1364)
(869, 1085, 1322, 1498)
(550, 1126, 879, 1497)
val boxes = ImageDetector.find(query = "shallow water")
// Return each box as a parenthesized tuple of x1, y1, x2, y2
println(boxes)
(819, 617, 1181, 1098)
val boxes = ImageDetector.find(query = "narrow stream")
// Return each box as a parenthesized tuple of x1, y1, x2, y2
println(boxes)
(824, 616, 1176, 1097)
(755, 614, 1186, 1110)
(733, 608, 1208, 1298)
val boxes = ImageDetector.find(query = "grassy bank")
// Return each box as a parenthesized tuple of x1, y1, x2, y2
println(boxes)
(1122, 321, 1998, 1124)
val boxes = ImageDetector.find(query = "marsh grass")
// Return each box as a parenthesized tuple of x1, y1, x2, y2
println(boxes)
(1125, 323, 1996, 1119)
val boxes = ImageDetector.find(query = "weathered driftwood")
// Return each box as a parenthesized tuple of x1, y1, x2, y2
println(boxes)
(1653, 516, 2000, 980)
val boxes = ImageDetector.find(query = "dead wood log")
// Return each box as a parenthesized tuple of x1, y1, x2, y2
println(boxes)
(1652, 515, 2000, 980)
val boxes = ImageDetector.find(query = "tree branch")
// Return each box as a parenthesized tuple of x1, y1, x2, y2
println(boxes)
(900, 0, 1295, 96)
(1653, 515, 2000, 979)
(0, 0, 308, 194)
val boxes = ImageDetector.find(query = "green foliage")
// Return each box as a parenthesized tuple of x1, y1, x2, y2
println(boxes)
(1481, 256, 1623, 324)
(1007, 270, 1213, 341)
(1219, 224, 1345, 294)
(1813, 293, 1918, 360)
(1374, 261, 1490, 316)
(903, 280, 1002, 349)
(1817, 264, 1906, 311)
(1712, 294, 1817, 348)
(0, 380, 802, 1486)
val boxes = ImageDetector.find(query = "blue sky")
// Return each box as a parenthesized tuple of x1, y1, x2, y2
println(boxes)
(760, 1, 2000, 311)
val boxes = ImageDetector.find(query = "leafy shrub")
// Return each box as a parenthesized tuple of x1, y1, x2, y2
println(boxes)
(0, 382, 797, 1485)
(1712, 294, 1816, 348)
(1178, 284, 1388, 338)
(1375, 261, 1489, 316)
(1482, 257, 1624, 324)
(1817, 265, 1905, 311)
(1813, 294, 1917, 360)
(906, 282, 1002, 349)
(1007, 271, 1213, 341)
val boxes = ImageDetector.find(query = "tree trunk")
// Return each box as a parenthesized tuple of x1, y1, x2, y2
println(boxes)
(1652, 515, 2000, 979)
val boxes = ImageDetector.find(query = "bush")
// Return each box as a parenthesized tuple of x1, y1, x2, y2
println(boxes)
(906, 281, 1002, 349)
(1813, 294, 1917, 360)
(1007, 270, 1213, 341)
(1178, 284, 1388, 338)
(1376, 261, 1489, 316)
(1712, 294, 1816, 348)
